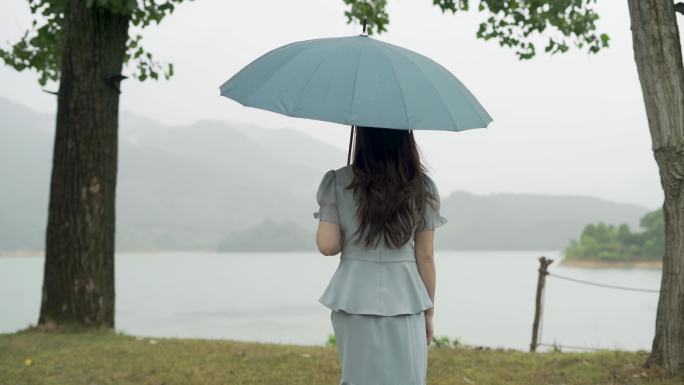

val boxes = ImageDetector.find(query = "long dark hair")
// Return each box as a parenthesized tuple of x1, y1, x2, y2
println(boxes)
(344, 126, 438, 249)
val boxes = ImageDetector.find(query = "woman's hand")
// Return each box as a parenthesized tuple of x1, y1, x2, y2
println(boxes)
(425, 313, 433, 345)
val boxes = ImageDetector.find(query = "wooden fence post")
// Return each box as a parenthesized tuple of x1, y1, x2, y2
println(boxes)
(530, 255, 553, 352)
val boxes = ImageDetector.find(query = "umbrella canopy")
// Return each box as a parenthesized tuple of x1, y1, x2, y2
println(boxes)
(219, 35, 492, 132)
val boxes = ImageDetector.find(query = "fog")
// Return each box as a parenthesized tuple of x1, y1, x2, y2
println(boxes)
(1, 0, 678, 209)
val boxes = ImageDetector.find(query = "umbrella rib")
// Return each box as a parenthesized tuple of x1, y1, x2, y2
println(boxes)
(220, 39, 302, 93)
(291, 38, 360, 116)
(241, 40, 322, 106)
(392, 48, 460, 131)
(373, 41, 410, 128)
(347, 41, 365, 125)
(391, 44, 491, 127)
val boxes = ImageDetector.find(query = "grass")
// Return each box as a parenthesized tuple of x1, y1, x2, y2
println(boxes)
(0, 326, 679, 385)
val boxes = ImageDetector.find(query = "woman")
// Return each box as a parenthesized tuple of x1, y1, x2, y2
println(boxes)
(313, 125, 447, 385)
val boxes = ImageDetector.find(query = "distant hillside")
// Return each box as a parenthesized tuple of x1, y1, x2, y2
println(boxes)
(437, 191, 649, 251)
(218, 218, 312, 252)
(0, 97, 651, 252)
(0, 97, 342, 252)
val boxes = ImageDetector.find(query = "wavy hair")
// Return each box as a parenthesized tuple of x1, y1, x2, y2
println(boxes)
(344, 126, 438, 249)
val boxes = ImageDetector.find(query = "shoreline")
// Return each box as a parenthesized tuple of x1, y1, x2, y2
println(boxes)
(559, 258, 662, 269)
(0, 251, 43, 257)
(0, 250, 188, 257)
(0, 251, 665, 270)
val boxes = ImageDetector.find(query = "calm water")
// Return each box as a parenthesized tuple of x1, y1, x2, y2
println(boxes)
(0, 251, 661, 352)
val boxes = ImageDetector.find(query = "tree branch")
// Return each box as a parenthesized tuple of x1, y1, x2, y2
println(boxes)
(675, 3, 684, 15)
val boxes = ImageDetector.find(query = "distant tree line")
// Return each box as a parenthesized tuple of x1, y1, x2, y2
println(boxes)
(564, 208, 664, 261)
(217, 218, 313, 252)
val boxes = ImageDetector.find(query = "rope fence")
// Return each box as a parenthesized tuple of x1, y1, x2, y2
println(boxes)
(530, 255, 660, 352)
(547, 272, 660, 293)
(537, 342, 606, 352)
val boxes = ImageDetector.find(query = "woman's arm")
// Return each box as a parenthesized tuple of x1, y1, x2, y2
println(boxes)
(316, 221, 342, 256)
(414, 228, 436, 316)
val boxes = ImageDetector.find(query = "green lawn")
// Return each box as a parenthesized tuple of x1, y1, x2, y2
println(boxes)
(0, 326, 678, 385)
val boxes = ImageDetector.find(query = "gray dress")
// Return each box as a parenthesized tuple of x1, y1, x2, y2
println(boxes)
(313, 164, 447, 385)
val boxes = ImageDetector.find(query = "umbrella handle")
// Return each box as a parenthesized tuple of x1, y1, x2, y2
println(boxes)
(347, 125, 355, 166)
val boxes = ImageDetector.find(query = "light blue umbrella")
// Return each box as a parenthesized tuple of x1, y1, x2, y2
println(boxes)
(219, 32, 492, 163)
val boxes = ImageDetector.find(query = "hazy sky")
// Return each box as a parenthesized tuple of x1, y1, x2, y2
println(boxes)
(2, 1, 681, 210)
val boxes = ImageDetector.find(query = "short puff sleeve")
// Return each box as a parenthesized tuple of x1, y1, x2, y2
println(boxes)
(313, 169, 341, 225)
(417, 176, 448, 231)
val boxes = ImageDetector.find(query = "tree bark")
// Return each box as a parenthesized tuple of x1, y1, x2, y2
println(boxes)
(38, 0, 130, 329)
(628, 0, 684, 376)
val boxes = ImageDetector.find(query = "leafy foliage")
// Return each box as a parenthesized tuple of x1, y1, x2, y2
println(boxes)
(431, 335, 463, 348)
(342, 0, 609, 60)
(343, 0, 388, 35)
(563, 208, 664, 262)
(0, 0, 188, 86)
(327, 333, 336, 347)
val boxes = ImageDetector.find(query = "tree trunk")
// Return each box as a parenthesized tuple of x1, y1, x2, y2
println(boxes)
(37, 0, 130, 329)
(628, 0, 684, 376)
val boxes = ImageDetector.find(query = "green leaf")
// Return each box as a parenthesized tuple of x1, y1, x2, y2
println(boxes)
(340, 0, 610, 61)
(1, 0, 187, 85)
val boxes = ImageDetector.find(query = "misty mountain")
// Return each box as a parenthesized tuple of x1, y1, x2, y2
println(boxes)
(439, 191, 648, 250)
(0, 97, 650, 252)
(0, 97, 340, 251)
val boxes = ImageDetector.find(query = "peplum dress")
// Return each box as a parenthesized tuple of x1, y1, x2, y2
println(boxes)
(313, 164, 448, 385)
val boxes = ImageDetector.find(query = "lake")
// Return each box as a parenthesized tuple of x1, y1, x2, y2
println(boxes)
(0, 251, 661, 352)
